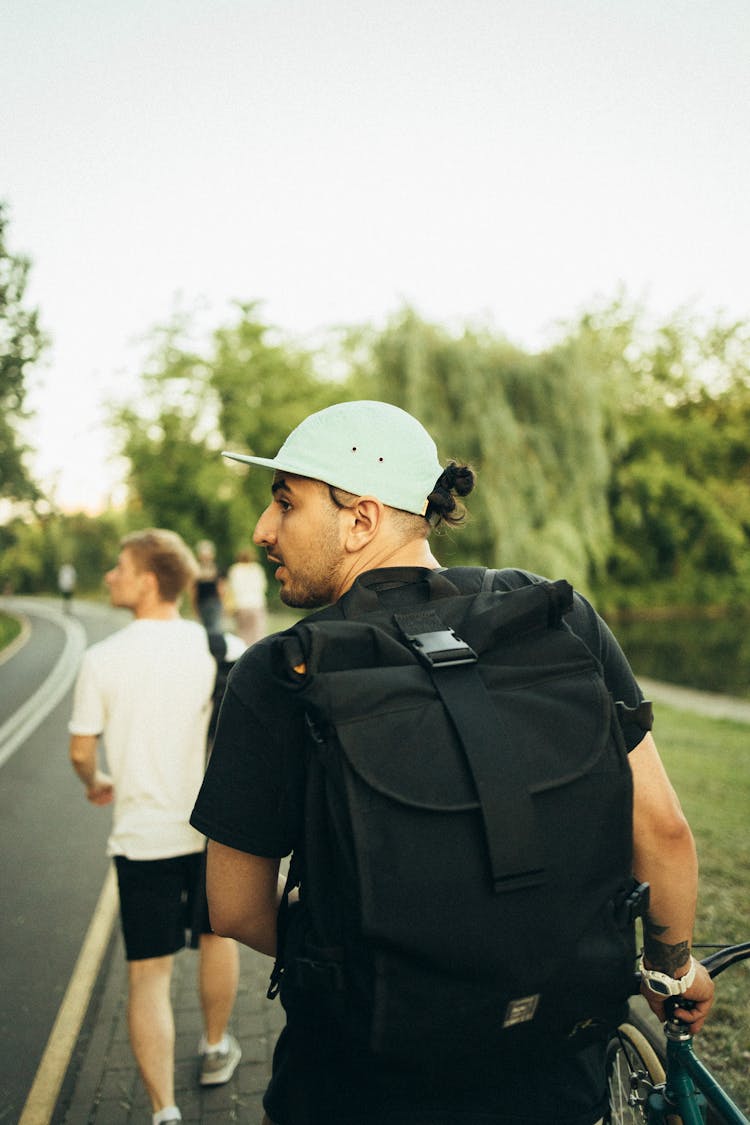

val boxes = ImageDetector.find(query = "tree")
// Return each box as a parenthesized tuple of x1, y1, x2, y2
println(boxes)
(0, 508, 127, 594)
(342, 308, 622, 585)
(111, 313, 234, 556)
(111, 295, 750, 612)
(564, 300, 750, 609)
(208, 303, 339, 546)
(0, 203, 47, 502)
(112, 305, 339, 566)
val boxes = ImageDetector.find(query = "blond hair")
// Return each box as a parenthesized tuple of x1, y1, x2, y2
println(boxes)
(121, 529, 198, 602)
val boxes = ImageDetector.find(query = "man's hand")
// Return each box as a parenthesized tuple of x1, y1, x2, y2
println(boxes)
(641, 960, 715, 1034)
(70, 734, 112, 805)
(86, 770, 114, 806)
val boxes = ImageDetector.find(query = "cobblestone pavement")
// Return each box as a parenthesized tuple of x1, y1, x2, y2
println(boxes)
(54, 932, 283, 1124)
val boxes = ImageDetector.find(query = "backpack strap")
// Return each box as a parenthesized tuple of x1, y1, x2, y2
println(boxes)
(393, 606, 546, 894)
(480, 567, 499, 591)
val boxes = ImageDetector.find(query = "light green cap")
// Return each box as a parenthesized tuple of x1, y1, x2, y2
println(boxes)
(223, 400, 444, 516)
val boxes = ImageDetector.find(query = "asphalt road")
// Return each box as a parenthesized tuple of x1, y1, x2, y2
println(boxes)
(0, 597, 128, 1124)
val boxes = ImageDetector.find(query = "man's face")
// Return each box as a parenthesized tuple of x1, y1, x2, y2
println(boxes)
(253, 474, 346, 608)
(105, 548, 148, 610)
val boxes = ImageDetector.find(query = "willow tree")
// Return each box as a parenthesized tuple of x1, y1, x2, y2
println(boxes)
(342, 308, 621, 587)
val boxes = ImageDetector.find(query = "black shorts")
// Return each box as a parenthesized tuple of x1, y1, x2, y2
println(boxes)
(114, 851, 212, 961)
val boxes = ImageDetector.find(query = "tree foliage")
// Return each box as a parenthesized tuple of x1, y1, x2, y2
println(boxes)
(111, 314, 229, 556)
(109, 298, 750, 610)
(342, 308, 622, 585)
(0, 203, 47, 502)
(7, 292, 750, 618)
(111, 305, 340, 566)
(567, 303, 750, 609)
(0, 509, 126, 594)
(208, 304, 340, 545)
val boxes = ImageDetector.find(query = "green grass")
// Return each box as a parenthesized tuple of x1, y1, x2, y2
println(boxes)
(650, 704, 750, 1108)
(0, 611, 22, 650)
(266, 607, 300, 634)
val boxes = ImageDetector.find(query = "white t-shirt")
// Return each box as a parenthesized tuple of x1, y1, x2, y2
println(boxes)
(227, 561, 267, 609)
(69, 617, 216, 860)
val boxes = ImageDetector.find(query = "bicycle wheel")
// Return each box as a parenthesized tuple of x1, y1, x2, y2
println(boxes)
(606, 1022, 667, 1124)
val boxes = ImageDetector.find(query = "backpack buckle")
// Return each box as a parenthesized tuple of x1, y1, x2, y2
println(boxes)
(613, 879, 650, 926)
(406, 628, 478, 669)
(394, 610, 478, 668)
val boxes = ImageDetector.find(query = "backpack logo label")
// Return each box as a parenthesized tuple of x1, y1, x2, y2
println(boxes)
(502, 995, 540, 1028)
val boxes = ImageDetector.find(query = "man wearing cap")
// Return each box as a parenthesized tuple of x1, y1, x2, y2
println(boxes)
(190, 401, 713, 1125)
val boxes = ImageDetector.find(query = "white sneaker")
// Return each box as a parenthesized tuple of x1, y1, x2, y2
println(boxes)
(199, 1034, 242, 1086)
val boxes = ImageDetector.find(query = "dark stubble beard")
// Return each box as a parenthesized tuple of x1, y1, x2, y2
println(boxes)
(277, 514, 343, 610)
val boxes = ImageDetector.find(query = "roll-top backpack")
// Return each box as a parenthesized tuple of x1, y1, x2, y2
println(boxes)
(268, 567, 651, 1070)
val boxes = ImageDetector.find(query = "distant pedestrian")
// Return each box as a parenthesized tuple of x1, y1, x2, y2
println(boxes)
(225, 547, 268, 645)
(193, 540, 224, 633)
(69, 529, 241, 1125)
(58, 562, 77, 614)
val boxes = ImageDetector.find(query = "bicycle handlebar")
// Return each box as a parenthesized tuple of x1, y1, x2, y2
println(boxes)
(697, 941, 750, 980)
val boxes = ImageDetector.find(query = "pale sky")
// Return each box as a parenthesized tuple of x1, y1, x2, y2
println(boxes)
(3, 0, 749, 512)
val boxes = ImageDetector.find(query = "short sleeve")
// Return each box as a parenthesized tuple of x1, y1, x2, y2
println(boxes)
(190, 653, 306, 858)
(68, 650, 106, 736)
(491, 569, 648, 753)
(566, 592, 649, 753)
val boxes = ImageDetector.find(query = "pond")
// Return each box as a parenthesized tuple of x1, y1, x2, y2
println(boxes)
(604, 612, 750, 700)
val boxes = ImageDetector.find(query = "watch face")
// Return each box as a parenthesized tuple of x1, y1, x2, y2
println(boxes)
(640, 956, 695, 997)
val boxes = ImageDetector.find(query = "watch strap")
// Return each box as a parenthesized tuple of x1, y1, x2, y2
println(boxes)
(639, 954, 697, 996)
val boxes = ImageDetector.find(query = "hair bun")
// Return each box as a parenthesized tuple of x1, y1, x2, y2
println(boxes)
(425, 461, 475, 526)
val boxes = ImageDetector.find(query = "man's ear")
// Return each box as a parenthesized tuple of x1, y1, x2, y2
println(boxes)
(343, 496, 384, 551)
(140, 568, 160, 599)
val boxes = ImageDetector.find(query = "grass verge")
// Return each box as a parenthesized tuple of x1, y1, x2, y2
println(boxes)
(651, 704, 750, 1108)
(0, 610, 22, 651)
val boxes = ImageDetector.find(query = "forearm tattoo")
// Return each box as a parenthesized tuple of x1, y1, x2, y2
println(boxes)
(643, 917, 691, 973)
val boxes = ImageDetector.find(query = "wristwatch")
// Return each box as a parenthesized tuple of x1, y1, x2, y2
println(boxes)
(639, 955, 697, 997)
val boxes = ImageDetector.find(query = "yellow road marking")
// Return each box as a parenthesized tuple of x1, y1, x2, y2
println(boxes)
(18, 866, 118, 1125)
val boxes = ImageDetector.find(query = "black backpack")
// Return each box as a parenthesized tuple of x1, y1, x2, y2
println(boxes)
(269, 567, 651, 1069)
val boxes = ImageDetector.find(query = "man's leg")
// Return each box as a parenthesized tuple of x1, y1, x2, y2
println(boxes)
(198, 931, 239, 1042)
(197, 931, 242, 1086)
(127, 955, 176, 1112)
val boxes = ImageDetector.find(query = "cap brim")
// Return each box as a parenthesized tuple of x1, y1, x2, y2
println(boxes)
(222, 451, 280, 470)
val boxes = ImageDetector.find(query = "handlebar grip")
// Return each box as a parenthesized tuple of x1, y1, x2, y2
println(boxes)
(665, 995, 698, 1020)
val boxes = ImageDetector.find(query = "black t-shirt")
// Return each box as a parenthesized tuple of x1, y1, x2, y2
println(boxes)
(191, 567, 647, 1125)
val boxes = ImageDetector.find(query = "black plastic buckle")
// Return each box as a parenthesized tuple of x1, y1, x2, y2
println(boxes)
(614, 880, 650, 927)
(406, 628, 478, 669)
